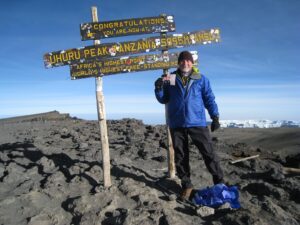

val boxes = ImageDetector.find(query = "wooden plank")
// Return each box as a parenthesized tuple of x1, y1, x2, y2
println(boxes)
(283, 167, 300, 175)
(230, 155, 260, 164)
(44, 29, 220, 68)
(80, 15, 175, 40)
(69, 51, 198, 79)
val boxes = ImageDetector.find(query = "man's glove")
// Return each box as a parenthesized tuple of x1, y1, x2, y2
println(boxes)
(154, 78, 164, 90)
(211, 117, 220, 132)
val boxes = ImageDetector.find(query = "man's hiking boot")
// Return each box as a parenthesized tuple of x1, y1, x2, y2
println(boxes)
(180, 188, 193, 201)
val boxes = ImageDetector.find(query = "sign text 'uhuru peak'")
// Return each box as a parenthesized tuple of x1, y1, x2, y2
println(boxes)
(44, 29, 220, 68)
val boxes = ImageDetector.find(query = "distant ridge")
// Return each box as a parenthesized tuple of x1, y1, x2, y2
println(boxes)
(0, 111, 71, 124)
(1, 112, 299, 128)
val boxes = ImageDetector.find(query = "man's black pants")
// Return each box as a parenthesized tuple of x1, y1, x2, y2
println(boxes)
(170, 127, 224, 189)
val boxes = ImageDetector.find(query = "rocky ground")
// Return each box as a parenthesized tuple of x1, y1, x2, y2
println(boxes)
(0, 111, 299, 225)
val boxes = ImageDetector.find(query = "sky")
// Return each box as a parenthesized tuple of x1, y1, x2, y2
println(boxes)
(0, 0, 299, 124)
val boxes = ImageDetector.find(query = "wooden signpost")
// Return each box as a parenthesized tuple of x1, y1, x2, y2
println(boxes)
(43, 7, 221, 187)
(91, 7, 111, 187)
(160, 29, 176, 178)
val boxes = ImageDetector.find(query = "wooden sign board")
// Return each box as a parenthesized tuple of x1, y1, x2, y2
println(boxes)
(70, 51, 198, 79)
(80, 15, 175, 40)
(44, 29, 220, 68)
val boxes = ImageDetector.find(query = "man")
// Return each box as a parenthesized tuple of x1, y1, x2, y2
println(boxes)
(154, 51, 224, 200)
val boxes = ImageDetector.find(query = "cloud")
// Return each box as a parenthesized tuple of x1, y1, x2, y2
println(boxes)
(218, 84, 300, 89)
(218, 96, 299, 105)
(217, 95, 300, 120)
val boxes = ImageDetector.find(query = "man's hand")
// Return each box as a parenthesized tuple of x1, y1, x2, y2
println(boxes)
(155, 74, 171, 90)
(211, 117, 220, 132)
(154, 77, 164, 90)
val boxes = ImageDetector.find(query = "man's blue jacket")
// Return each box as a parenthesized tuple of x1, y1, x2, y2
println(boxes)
(155, 67, 219, 129)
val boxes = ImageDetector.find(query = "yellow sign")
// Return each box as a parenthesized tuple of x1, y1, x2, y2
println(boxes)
(70, 51, 198, 79)
(81, 15, 175, 40)
(44, 29, 220, 68)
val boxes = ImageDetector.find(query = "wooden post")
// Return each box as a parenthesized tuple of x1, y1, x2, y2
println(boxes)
(160, 29, 176, 179)
(92, 6, 111, 187)
(165, 105, 176, 178)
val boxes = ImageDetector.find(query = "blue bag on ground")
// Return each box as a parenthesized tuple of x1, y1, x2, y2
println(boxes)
(192, 184, 241, 209)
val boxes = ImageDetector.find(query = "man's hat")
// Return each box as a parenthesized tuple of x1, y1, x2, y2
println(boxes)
(178, 51, 194, 64)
